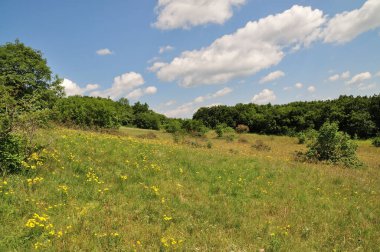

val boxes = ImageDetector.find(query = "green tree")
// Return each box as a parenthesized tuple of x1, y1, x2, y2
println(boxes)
(0, 40, 62, 174)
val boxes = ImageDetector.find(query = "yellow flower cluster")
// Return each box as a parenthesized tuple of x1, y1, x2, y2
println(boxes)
(27, 177, 44, 186)
(25, 213, 49, 228)
(151, 185, 159, 195)
(57, 185, 69, 194)
(86, 168, 104, 184)
(160, 236, 183, 248)
(94, 232, 120, 237)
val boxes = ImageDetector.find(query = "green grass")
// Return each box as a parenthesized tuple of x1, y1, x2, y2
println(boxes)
(1, 127, 379, 251)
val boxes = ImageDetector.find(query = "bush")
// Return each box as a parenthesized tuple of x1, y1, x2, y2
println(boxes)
(215, 123, 227, 138)
(297, 129, 317, 145)
(251, 140, 271, 151)
(305, 122, 361, 167)
(224, 127, 236, 142)
(297, 132, 306, 144)
(182, 120, 208, 137)
(372, 137, 380, 147)
(0, 133, 27, 175)
(236, 124, 249, 134)
(53, 96, 129, 129)
(165, 120, 182, 133)
(133, 113, 161, 130)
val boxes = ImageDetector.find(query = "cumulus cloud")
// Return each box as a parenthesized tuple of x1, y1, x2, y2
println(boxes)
(61, 78, 100, 96)
(358, 83, 376, 91)
(252, 89, 276, 104)
(151, 5, 326, 87)
(323, 0, 380, 43)
(346, 72, 372, 85)
(341, 71, 351, 79)
(96, 48, 113, 55)
(164, 100, 177, 106)
(90, 72, 145, 99)
(164, 87, 233, 117)
(328, 71, 350, 81)
(126, 86, 158, 100)
(153, 0, 246, 30)
(307, 85, 316, 93)
(295, 82, 303, 89)
(259, 70, 285, 84)
(212, 87, 233, 98)
(159, 45, 174, 54)
(328, 74, 340, 82)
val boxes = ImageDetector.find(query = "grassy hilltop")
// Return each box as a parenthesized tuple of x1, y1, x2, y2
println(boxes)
(1, 127, 379, 251)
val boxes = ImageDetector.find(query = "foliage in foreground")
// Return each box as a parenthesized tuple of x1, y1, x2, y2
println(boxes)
(0, 127, 379, 251)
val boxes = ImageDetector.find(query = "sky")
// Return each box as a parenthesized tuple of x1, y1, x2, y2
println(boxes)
(1, 0, 380, 118)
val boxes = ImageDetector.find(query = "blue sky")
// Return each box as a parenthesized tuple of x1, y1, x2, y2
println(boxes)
(1, 0, 380, 117)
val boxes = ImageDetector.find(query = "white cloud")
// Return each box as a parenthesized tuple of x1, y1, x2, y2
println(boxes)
(283, 86, 292, 91)
(252, 89, 276, 104)
(164, 87, 233, 117)
(96, 48, 113, 55)
(328, 74, 340, 82)
(206, 103, 222, 108)
(159, 45, 174, 54)
(328, 71, 350, 81)
(307, 85, 316, 93)
(323, 0, 380, 43)
(164, 100, 177, 106)
(126, 86, 158, 100)
(61, 78, 100, 96)
(295, 82, 303, 89)
(164, 102, 195, 118)
(376, 71, 380, 77)
(153, 0, 246, 30)
(341, 71, 351, 79)
(259, 70, 285, 84)
(90, 72, 145, 99)
(144, 86, 158, 94)
(151, 5, 326, 87)
(358, 83, 376, 91)
(212, 87, 233, 98)
(346, 72, 372, 85)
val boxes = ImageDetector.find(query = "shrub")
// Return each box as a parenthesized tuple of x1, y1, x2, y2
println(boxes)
(236, 124, 249, 134)
(215, 123, 227, 138)
(305, 122, 361, 167)
(297, 129, 317, 145)
(0, 133, 27, 175)
(182, 120, 208, 137)
(224, 127, 237, 142)
(297, 132, 306, 144)
(238, 137, 249, 143)
(251, 140, 271, 151)
(133, 113, 161, 130)
(372, 137, 380, 147)
(206, 141, 213, 149)
(165, 120, 182, 133)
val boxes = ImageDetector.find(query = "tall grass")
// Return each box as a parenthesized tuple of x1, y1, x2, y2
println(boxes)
(0, 127, 379, 251)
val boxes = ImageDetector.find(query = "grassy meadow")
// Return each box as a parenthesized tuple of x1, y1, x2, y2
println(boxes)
(1, 127, 379, 251)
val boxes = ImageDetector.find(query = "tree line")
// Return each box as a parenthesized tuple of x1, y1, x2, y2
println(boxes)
(193, 95, 380, 139)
